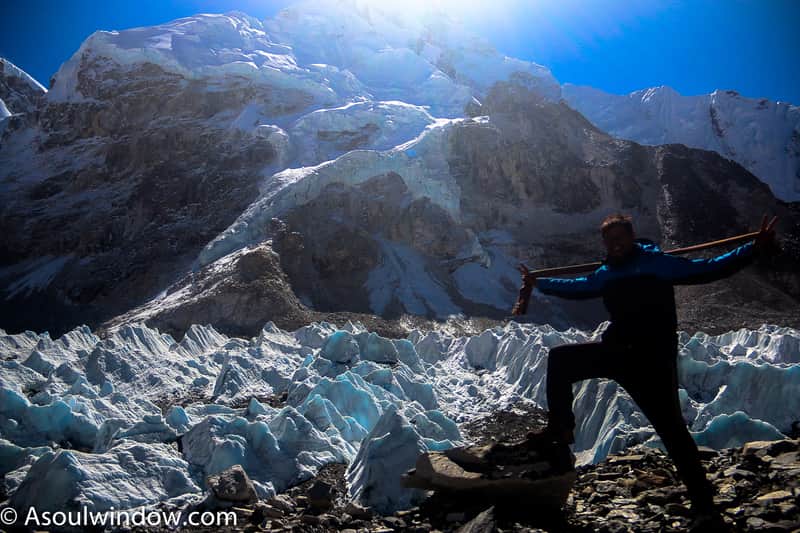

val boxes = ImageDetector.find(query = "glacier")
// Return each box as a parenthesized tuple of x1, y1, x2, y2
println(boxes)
(197, 116, 469, 269)
(1, 321, 797, 515)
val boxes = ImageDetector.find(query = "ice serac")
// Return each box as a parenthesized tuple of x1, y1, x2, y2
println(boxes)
(180, 409, 347, 498)
(9, 441, 199, 515)
(1, 321, 798, 515)
(346, 407, 431, 513)
(562, 83, 800, 201)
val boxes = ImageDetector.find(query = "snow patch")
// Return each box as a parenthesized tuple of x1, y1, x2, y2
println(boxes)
(2, 255, 72, 300)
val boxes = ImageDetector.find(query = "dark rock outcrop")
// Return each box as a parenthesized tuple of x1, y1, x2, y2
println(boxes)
(206, 464, 258, 504)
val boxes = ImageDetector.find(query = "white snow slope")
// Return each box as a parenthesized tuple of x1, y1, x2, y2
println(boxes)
(1, 321, 797, 514)
(562, 84, 800, 202)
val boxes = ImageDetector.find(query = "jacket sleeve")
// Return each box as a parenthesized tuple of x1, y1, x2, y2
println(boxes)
(654, 241, 756, 285)
(537, 269, 604, 300)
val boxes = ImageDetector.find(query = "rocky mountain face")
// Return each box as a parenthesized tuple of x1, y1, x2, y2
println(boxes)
(1, 6, 798, 339)
(0, 55, 291, 334)
(563, 84, 800, 202)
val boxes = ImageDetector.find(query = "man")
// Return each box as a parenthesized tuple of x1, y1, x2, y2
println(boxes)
(517, 213, 777, 519)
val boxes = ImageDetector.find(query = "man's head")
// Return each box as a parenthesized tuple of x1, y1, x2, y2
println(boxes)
(601, 214, 635, 262)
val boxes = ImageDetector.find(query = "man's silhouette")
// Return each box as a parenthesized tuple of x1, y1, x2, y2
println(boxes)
(518, 214, 777, 518)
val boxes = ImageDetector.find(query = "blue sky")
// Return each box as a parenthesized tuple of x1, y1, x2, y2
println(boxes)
(1, 0, 798, 104)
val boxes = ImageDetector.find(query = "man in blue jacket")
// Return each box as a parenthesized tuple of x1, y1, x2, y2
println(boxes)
(518, 213, 777, 517)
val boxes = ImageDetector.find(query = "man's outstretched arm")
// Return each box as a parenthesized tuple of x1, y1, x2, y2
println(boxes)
(657, 216, 778, 285)
(534, 269, 605, 300)
(655, 242, 755, 285)
(517, 262, 605, 301)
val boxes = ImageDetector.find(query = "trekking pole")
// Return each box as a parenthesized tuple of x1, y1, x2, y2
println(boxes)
(511, 231, 760, 316)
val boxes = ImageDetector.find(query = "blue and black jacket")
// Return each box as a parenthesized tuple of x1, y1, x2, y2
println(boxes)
(537, 240, 756, 346)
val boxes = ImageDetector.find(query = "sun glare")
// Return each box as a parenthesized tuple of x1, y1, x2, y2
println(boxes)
(357, 0, 505, 22)
(352, 0, 533, 38)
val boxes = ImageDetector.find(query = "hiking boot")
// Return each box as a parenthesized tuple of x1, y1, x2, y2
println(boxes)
(687, 499, 729, 533)
(688, 510, 729, 533)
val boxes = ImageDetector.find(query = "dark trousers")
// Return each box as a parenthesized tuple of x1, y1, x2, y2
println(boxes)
(546, 339, 714, 509)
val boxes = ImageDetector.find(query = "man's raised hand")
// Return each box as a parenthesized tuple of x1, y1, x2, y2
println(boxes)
(512, 263, 537, 316)
(754, 214, 778, 253)
(517, 263, 537, 288)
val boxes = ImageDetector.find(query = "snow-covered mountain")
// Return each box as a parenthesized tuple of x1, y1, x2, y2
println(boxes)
(46, 3, 559, 115)
(562, 84, 800, 202)
(1, 3, 798, 339)
(2, 320, 797, 515)
(0, 6, 571, 336)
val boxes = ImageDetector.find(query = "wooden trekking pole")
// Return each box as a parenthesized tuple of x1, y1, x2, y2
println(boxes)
(511, 230, 760, 316)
